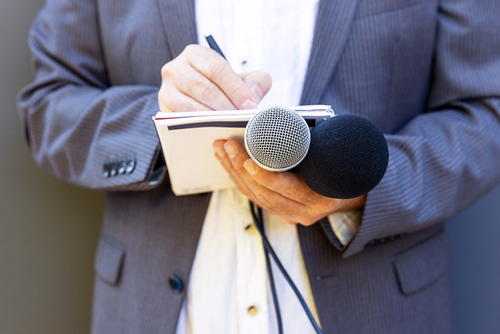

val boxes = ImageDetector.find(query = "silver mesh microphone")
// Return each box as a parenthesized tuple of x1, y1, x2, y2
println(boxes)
(244, 106, 311, 172)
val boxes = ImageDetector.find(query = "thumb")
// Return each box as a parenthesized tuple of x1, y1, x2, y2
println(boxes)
(241, 71, 272, 104)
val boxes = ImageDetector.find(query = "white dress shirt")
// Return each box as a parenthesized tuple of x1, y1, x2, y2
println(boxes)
(175, 1, 359, 333)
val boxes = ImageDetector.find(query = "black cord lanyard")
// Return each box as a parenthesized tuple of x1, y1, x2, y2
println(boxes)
(249, 201, 323, 334)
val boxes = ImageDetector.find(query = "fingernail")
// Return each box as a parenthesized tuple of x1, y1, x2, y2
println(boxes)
(244, 161, 257, 175)
(224, 143, 235, 159)
(214, 146, 225, 158)
(249, 85, 263, 102)
(241, 99, 257, 110)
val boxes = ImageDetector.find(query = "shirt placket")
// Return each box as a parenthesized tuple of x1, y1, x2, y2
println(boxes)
(232, 190, 270, 334)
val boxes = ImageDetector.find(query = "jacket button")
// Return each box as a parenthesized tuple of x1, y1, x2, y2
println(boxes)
(169, 275, 184, 294)
(365, 239, 378, 249)
(126, 158, 136, 174)
(117, 159, 127, 174)
(102, 162, 111, 178)
(109, 161, 118, 176)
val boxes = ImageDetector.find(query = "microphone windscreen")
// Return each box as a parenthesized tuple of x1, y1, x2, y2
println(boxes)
(299, 114, 389, 199)
(245, 106, 310, 172)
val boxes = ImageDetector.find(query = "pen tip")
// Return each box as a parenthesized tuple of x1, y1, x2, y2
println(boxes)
(204, 33, 212, 38)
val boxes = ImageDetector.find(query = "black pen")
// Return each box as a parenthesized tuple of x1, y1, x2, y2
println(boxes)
(204, 34, 226, 60)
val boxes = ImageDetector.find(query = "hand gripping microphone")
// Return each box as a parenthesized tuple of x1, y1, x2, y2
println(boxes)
(244, 106, 389, 199)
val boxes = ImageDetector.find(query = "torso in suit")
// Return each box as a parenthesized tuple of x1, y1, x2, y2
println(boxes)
(18, 0, 500, 333)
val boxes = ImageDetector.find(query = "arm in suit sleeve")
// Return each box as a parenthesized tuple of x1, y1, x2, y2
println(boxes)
(343, 0, 500, 257)
(17, 0, 164, 191)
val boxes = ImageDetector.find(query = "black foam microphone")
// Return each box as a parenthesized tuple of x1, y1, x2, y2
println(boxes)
(299, 114, 389, 199)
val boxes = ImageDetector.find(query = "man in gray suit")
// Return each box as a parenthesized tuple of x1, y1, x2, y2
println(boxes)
(18, 0, 500, 333)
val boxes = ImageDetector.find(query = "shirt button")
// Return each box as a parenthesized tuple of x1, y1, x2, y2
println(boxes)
(240, 60, 250, 71)
(244, 224, 256, 234)
(169, 275, 184, 294)
(247, 306, 258, 316)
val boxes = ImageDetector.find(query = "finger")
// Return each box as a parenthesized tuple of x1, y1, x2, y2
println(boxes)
(241, 71, 272, 103)
(174, 65, 237, 111)
(223, 140, 313, 219)
(213, 140, 258, 199)
(213, 152, 256, 201)
(214, 140, 282, 214)
(184, 45, 258, 110)
(242, 159, 323, 205)
(243, 159, 344, 219)
(158, 82, 213, 113)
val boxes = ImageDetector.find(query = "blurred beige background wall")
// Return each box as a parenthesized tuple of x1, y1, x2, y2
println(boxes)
(0, 1, 104, 333)
(1, 0, 499, 333)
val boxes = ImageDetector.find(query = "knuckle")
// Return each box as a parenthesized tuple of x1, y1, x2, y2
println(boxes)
(219, 157, 232, 170)
(283, 183, 303, 199)
(161, 63, 174, 79)
(255, 191, 273, 208)
(320, 198, 339, 213)
(183, 44, 198, 55)
(206, 62, 227, 81)
(299, 216, 315, 226)
(199, 81, 216, 101)
(235, 165, 248, 175)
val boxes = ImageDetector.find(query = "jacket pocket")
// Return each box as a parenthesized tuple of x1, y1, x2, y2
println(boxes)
(393, 230, 450, 295)
(94, 235, 126, 286)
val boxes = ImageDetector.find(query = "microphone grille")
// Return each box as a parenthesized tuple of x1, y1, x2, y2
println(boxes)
(245, 106, 310, 171)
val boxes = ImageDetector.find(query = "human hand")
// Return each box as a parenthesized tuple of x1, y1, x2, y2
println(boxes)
(213, 139, 367, 226)
(158, 45, 272, 112)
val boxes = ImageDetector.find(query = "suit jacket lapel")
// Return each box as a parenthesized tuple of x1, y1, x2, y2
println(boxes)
(300, 0, 361, 105)
(156, 0, 197, 59)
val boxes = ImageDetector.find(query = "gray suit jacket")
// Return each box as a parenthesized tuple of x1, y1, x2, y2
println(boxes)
(18, 0, 500, 333)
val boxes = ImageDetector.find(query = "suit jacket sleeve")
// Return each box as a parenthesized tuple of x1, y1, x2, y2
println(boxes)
(343, 0, 500, 257)
(17, 0, 163, 191)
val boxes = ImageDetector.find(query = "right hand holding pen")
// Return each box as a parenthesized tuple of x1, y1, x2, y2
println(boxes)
(158, 45, 271, 112)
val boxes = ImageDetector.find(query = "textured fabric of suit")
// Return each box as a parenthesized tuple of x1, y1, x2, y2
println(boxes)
(17, 0, 500, 333)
